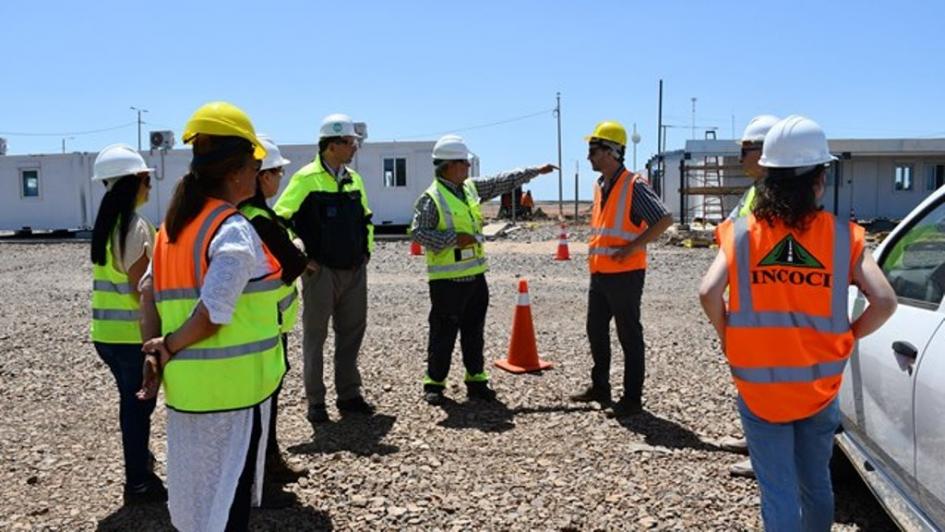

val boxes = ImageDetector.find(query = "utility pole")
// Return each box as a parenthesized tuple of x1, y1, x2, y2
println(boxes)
(130, 106, 148, 151)
(61, 136, 73, 154)
(574, 160, 579, 221)
(656, 80, 663, 200)
(690, 97, 697, 139)
(631, 123, 641, 170)
(555, 92, 563, 217)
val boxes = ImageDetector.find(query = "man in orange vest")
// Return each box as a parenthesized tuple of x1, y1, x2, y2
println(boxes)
(699, 115, 896, 530)
(570, 121, 673, 417)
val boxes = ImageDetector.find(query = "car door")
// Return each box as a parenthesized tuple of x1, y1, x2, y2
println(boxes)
(841, 195, 945, 499)
(914, 293, 945, 526)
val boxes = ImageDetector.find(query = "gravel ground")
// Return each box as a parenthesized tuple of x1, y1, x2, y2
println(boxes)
(0, 221, 895, 531)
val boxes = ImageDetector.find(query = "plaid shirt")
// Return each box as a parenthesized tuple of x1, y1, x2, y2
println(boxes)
(411, 167, 542, 281)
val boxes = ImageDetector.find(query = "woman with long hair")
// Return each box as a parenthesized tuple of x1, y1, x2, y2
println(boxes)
(700, 115, 897, 530)
(238, 135, 310, 501)
(89, 144, 166, 504)
(137, 102, 286, 531)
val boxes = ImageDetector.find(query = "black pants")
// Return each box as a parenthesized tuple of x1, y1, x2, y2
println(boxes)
(586, 270, 646, 401)
(267, 334, 290, 457)
(226, 403, 262, 532)
(426, 274, 489, 386)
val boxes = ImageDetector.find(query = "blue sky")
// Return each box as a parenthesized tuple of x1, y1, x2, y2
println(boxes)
(2, 0, 944, 200)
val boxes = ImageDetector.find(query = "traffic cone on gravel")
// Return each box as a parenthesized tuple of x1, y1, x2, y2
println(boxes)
(554, 223, 571, 261)
(495, 279, 554, 373)
(410, 240, 423, 256)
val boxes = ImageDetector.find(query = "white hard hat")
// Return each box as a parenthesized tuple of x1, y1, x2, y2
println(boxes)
(759, 115, 837, 168)
(257, 135, 291, 171)
(739, 115, 781, 144)
(319, 113, 362, 139)
(432, 134, 473, 161)
(92, 143, 154, 183)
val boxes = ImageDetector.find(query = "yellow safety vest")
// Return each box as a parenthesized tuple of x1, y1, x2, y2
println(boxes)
(238, 203, 301, 334)
(424, 179, 488, 280)
(91, 220, 154, 343)
(153, 199, 286, 413)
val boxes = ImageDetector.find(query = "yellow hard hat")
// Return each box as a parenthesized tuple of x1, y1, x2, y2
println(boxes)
(182, 101, 267, 160)
(585, 120, 627, 147)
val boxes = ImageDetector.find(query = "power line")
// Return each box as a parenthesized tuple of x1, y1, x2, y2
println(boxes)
(394, 109, 555, 140)
(0, 122, 137, 137)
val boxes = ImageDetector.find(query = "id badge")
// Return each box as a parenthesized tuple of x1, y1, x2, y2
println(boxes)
(454, 247, 476, 262)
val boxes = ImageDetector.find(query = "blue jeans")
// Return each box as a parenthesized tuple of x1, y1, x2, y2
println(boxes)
(94, 342, 157, 487)
(738, 395, 840, 532)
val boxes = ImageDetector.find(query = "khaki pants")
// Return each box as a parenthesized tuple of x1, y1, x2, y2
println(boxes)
(301, 263, 367, 406)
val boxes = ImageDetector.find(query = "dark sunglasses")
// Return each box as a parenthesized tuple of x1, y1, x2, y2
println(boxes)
(740, 144, 762, 158)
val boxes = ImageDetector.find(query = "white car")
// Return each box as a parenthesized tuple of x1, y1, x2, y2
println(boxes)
(838, 185, 945, 530)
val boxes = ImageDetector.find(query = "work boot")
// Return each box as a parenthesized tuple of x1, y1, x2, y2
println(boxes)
(604, 397, 643, 418)
(719, 436, 749, 455)
(729, 458, 755, 479)
(307, 404, 329, 425)
(266, 451, 308, 485)
(337, 395, 375, 416)
(123, 473, 168, 506)
(466, 381, 498, 402)
(260, 483, 296, 509)
(569, 385, 612, 406)
(423, 386, 445, 405)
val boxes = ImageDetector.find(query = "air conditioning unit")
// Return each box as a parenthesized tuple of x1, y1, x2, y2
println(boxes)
(0, 137, 7, 156)
(150, 130, 175, 150)
(354, 122, 368, 141)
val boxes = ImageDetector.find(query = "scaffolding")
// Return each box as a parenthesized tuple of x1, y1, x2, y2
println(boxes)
(677, 140, 750, 226)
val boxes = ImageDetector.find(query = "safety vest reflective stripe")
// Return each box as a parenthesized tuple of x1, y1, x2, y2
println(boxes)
(176, 335, 281, 361)
(278, 289, 297, 312)
(729, 215, 851, 334)
(154, 288, 198, 302)
(154, 278, 284, 302)
(93, 280, 135, 294)
(243, 278, 285, 294)
(193, 203, 235, 284)
(589, 227, 640, 240)
(432, 186, 484, 242)
(427, 257, 488, 274)
(588, 247, 628, 256)
(730, 359, 848, 384)
(92, 309, 140, 320)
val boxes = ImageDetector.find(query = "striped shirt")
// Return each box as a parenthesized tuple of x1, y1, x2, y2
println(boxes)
(597, 167, 669, 227)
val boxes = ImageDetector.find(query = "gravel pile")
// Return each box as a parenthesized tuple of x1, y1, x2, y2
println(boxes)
(0, 222, 895, 530)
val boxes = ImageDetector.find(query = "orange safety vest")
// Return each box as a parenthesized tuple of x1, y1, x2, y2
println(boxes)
(589, 169, 647, 273)
(152, 198, 286, 412)
(718, 211, 865, 423)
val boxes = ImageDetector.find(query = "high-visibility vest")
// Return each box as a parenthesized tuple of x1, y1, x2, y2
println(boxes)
(238, 203, 300, 334)
(731, 185, 757, 219)
(153, 198, 286, 413)
(589, 169, 647, 273)
(718, 211, 865, 422)
(423, 179, 488, 281)
(91, 220, 154, 344)
(273, 156, 374, 254)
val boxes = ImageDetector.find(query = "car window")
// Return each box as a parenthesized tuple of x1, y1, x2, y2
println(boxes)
(881, 200, 945, 307)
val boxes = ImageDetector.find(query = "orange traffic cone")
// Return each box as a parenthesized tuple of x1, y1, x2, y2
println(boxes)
(495, 279, 554, 373)
(554, 223, 571, 261)
(410, 240, 423, 256)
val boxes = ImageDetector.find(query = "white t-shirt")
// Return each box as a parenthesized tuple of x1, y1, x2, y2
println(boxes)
(111, 213, 155, 273)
